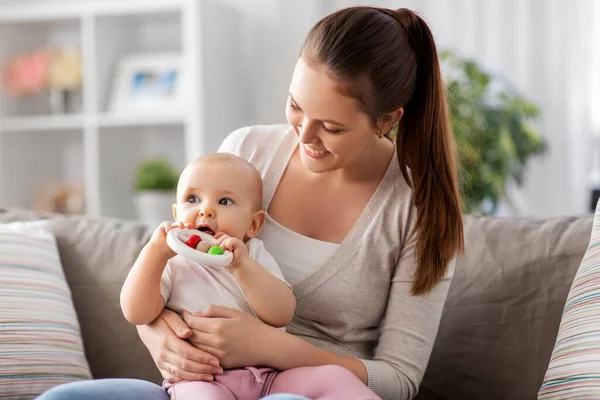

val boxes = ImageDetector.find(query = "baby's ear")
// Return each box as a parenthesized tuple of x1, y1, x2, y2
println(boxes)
(172, 204, 178, 221)
(246, 210, 266, 239)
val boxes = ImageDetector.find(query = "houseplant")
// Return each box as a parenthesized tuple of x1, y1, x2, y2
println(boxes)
(133, 157, 179, 227)
(441, 50, 546, 215)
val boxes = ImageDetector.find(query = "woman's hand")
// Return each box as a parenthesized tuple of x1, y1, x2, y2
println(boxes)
(182, 305, 277, 369)
(137, 308, 224, 383)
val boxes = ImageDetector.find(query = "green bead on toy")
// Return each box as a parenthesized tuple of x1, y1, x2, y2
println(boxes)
(208, 245, 224, 255)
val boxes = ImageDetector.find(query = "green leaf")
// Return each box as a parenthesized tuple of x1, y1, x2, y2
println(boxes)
(442, 50, 546, 215)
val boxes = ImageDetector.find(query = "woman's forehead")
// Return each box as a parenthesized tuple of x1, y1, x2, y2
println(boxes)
(289, 58, 363, 119)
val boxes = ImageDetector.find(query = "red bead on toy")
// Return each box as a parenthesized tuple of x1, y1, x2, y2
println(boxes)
(185, 234, 202, 248)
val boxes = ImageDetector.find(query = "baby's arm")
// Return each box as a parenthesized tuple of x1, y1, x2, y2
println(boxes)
(217, 235, 296, 328)
(120, 221, 187, 325)
(233, 258, 296, 327)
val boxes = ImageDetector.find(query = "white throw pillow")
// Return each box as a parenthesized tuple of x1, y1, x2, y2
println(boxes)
(539, 201, 600, 398)
(0, 221, 92, 399)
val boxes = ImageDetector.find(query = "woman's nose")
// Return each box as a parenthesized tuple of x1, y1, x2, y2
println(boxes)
(298, 118, 319, 144)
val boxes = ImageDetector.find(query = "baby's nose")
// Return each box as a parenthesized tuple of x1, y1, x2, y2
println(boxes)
(199, 206, 214, 218)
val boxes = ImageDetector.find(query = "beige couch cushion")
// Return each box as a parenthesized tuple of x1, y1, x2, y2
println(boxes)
(418, 214, 594, 400)
(0, 208, 161, 384)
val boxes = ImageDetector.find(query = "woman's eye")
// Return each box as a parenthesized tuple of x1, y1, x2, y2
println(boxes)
(323, 126, 342, 135)
(219, 198, 233, 206)
(187, 195, 199, 204)
(289, 101, 301, 111)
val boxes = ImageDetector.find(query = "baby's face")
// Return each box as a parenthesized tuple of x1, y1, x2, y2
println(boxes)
(174, 160, 260, 240)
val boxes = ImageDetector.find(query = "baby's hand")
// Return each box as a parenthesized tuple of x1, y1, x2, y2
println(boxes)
(214, 233, 249, 272)
(150, 221, 193, 259)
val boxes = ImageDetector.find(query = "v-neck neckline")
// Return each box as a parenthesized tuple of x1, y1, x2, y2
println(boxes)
(261, 127, 398, 299)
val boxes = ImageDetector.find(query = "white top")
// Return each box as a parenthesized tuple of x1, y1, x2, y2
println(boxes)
(160, 238, 288, 317)
(260, 213, 340, 287)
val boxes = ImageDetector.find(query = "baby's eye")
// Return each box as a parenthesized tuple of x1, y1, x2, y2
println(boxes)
(219, 198, 233, 206)
(187, 195, 200, 204)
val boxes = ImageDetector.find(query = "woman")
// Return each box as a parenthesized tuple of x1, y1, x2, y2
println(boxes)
(38, 6, 463, 400)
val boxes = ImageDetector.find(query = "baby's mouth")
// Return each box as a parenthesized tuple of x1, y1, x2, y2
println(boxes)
(196, 225, 215, 236)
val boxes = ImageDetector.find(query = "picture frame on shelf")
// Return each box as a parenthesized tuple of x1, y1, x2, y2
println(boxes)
(108, 53, 185, 114)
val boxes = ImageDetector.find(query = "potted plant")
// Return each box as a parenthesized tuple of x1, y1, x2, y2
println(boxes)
(133, 157, 179, 227)
(441, 50, 546, 215)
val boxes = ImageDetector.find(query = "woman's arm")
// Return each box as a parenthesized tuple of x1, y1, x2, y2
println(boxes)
(359, 271, 453, 399)
(258, 317, 368, 381)
(232, 258, 296, 327)
(181, 306, 367, 381)
(357, 232, 455, 400)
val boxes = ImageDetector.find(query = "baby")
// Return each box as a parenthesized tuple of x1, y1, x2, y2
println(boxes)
(120, 153, 296, 399)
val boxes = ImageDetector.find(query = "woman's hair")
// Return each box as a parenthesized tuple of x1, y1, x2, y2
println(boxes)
(301, 7, 464, 295)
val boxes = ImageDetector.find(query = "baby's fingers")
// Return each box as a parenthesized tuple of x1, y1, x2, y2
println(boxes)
(157, 221, 171, 233)
(173, 221, 185, 229)
(219, 237, 238, 252)
(214, 232, 225, 240)
(215, 234, 231, 246)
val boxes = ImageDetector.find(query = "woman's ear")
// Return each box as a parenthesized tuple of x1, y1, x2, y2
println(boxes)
(245, 210, 266, 239)
(377, 107, 404, 136)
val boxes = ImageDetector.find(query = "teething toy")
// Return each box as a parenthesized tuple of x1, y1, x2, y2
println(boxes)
(166, 228, 233, 267)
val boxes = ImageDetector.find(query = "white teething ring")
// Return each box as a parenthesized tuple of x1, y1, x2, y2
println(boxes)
(166, 228, 233, 267)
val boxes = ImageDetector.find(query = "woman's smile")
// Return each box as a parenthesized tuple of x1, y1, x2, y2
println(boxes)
(302, 143, 330, 159)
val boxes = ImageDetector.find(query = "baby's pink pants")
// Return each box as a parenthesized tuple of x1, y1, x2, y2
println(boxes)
(164, 364, 380, 400)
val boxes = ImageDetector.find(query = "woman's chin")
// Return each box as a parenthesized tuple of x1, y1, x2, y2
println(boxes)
(299, 152, 335, 173)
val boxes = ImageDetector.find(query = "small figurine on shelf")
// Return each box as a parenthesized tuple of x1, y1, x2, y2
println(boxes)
(33, 182, 85, 215)
(48, 48, 83, 114)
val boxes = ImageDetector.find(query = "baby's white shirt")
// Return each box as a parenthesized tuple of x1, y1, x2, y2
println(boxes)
(160, 238, 289, 318)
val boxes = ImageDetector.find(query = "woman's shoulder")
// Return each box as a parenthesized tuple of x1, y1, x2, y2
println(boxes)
(218, 124, 291, 160)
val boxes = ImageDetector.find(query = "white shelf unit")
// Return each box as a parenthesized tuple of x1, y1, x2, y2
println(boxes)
(0, 0, 205, 220)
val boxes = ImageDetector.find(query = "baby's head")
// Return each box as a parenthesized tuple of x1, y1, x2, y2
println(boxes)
(172, 153, 265, 241)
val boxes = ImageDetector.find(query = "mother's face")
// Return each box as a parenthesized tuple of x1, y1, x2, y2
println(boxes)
(286, 58, 379, 174)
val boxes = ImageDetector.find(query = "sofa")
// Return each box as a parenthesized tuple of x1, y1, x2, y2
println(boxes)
(0, 207, 593, 400)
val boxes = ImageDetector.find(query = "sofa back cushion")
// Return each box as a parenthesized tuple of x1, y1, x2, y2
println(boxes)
(0, 208, 161, 384)
(417, 213, 593, 400)
(1, 207, 593, 397)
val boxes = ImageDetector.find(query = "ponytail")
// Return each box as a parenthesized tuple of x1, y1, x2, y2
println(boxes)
(394, 9, 464, 294)
(302, 6, 464, 295)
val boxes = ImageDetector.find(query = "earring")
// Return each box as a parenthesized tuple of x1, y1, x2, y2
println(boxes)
(388, 122, 399, 139)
